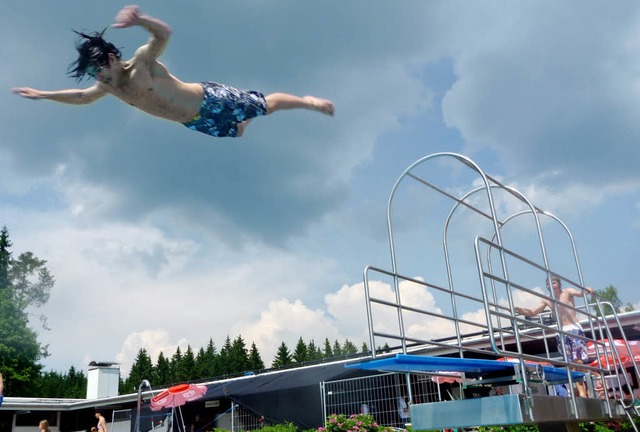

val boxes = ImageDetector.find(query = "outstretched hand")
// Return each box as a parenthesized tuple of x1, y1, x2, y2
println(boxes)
(112, 5, 142, 29)
(11, 87, 42, 99)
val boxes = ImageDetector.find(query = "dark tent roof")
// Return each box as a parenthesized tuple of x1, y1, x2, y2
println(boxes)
(199, 360, 376, 429)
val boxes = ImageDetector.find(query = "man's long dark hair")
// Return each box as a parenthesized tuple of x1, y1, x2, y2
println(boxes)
(68, 29, 122, 81)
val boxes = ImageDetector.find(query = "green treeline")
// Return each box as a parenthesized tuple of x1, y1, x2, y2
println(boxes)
(3, 334, 369, 398)
(121, 335, 368, 393)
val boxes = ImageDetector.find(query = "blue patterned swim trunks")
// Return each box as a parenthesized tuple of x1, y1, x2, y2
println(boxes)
(183, 82, 267, 138)
(556, 323, 588, 363)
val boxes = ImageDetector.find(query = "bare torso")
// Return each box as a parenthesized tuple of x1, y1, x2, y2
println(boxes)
(99, 57, 203, 123)
(544, 289, 581, 327)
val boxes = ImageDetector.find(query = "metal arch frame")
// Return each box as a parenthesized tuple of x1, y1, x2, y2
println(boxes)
(381, 152, 505, 356)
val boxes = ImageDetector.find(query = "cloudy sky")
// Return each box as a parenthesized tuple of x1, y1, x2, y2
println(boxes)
(2, 1, 639, 378)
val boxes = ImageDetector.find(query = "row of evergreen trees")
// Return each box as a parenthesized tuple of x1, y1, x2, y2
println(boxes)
(31, 335, 373, 399)
(122, 335, 370, 393)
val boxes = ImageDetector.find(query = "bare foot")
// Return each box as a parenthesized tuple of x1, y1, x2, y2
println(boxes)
(303, 96, 335, 116)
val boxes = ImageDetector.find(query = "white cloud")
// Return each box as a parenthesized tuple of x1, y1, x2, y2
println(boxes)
(235, 299, 341, 366)
(115, 330, 189, 377)
(511, 180, 640, 220)
(440, 2, 640, 185)
(115, 279, 453, 375)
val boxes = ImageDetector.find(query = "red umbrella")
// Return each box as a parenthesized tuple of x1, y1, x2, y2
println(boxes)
(431, 372, 462, 384)
(587, 339, 640, 358)
(150, 383, 208, 411)
(589, 354, 631, 369)
(587, 339, 640, 370)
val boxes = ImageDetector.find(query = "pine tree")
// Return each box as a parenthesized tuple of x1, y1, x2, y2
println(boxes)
(333, 339, 343, 356)
(361, 342, 370, 354)
(66, 366, 87, 398)
(126, 348, 154, 393)
(272, 342, 293, 368)
(229, 335, 249, 374)
(248, 342, 265, 371)
(170, 347, 183, 383)
(194, 347, 207, 379)
(38, 370, 65, 398)
(342, 339, 358, 355)
(203, 338, 220, 377)
(179, 345, 196, 381)
(323, 338, 333, 358)
(293, 337, 308, 363)
(219, 336, 233, 375)
(153, 352, 172, 387)
(307, 340, 322, 361)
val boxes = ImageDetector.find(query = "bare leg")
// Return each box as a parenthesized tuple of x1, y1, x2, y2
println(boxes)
(576, 382, 588, 397)
(573, 361, 588, 397)
(237, 94, 334, 137)
(236, 119, 252, 137)
(265, 93, 334, 116)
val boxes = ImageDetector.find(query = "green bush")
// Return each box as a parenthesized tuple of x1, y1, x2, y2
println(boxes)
(477, 425, 539, 432)
(209, 412, 639, 432)
(252, 423, 299, 432)
(473, 417, 640, 432)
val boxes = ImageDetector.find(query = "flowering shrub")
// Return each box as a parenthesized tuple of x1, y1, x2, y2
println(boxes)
(319, 414, 394, 432)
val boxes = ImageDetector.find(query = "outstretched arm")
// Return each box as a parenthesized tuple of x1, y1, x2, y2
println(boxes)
(112, 5, 172, 59)
(12, 84, 107, 105)
(566, 286, 594, 298)
(515, 301, 548, 318)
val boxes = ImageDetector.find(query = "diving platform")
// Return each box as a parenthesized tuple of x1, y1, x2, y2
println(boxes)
(345, 353, 585, 385)
(350, 153, 640, 431)
(346, 354, 623, 430)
